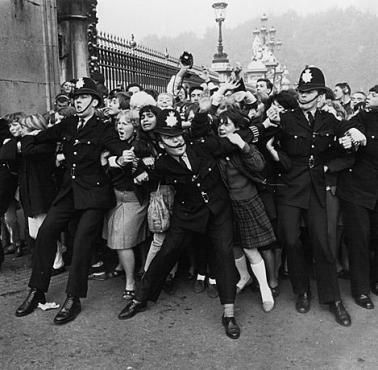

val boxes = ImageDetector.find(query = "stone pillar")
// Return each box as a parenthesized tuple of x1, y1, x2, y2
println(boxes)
(0, 0, 60, 115)
(57, 0, 95, 81)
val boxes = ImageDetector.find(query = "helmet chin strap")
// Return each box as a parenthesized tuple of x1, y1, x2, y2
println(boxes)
(76, 96, 94, 116)
(299, 92, 319, 105)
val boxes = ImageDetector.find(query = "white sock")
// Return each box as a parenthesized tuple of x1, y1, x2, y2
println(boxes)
(208, 278, 216, 285)
(196, 274, 205, 281)
(235, 255, 251, 288)
(53, 243, 64, 269)
(251, 260, 273, 303)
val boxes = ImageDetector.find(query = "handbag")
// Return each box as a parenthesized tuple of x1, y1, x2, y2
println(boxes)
(147, 183, 170, 233)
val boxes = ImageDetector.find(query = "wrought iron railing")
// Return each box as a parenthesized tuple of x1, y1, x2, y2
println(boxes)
(96, 31, 219, 93)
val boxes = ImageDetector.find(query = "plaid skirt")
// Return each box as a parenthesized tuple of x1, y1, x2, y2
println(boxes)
(231, 194, 276, 249)
(104, 190, 148, 250)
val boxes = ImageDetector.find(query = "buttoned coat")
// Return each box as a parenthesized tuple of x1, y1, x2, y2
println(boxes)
(30, 114, 123, 210)
(153, 134, 241, 234)
(274, 108, 352, 209)
(337, 110, 378, 210)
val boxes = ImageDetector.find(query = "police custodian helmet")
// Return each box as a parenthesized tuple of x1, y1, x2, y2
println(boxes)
(297, 66, 327, 92)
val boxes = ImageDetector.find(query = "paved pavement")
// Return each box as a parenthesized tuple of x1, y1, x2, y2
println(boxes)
(1, 253, 378, 370)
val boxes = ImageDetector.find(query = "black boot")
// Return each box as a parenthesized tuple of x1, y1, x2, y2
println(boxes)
(53, 296, 81, 325)
(15, 288, 46, 317)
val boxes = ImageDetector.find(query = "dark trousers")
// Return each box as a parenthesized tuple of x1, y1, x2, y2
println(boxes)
(277, 189, 340, 304)
(195, 234, 216, 279)
(29, 192, 105, 297)
(341, 200, 378, 296)
(136, 204, 237, 305)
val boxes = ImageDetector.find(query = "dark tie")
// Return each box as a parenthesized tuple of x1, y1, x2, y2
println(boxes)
(77, 118, 85, 131)
(307, 112, 315, 130)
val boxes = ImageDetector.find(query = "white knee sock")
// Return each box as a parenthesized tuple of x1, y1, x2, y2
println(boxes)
(235, 255, 251, 289)
(251, 260, 273, 303)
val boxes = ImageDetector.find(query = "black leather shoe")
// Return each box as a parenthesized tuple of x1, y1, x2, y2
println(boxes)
(354, 294, 374, 309)
(329, 301, 351, 327)
(15, 288, 46, 317)
(193, 279, 206, 294)
(295, 292, 311, 313)
(53, 296, 81, 325)
(118, 300, 147, 320)
(371, 281, 378, 296)
(221, 315, 240, 339)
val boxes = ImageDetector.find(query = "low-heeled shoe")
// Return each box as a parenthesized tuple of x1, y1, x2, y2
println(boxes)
(221, 315, 240, 339)
(295, 292, 311, 314)
(329, 301, 351, 327)
(15, 288, 46, 317)
(54, 296, 81, 325)
(118, 300, 147, 320)
(354, 294, 374, 309)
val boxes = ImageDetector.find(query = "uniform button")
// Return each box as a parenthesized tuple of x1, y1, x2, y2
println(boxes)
(72, 163, 76, 167)
(372, 136, 375, 139)
(200, 139, 205, 143)
(197, 183, 201, 187)
(72, 175, 76, 179)
(73, 152, 77, 155)
(225, 156, 230, 161)
(326, 133, 329, 136)
(87, 141, 91, 144)
(181, 201, 185, 205)
(278, 173, 281, 177)
(96, 182, 100, 185)
(311, 145, 315, 148)
(174, 180, 177, 184)
(349, 169, 353, 172)
(313, 134, 316, 138)
(294, 135, 298, 139)
(208, 168, 212, 172)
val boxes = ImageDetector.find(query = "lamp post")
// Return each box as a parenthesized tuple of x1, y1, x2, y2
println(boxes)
(212, 2, 229, 64)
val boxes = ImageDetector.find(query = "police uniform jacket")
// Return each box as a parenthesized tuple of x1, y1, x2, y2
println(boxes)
(152, 134, 249, 234)
(273, 108, 352, 209)
(29, 114, 123, 210)
(337, 110, 378, 210)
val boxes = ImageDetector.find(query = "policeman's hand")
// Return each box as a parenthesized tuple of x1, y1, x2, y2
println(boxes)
(266, 137, 279, 161)
(142, 157, 155, 168)
(134, 171, 149, 184)
(262, 117, 278, 129)
(339, 136, 352, 149)
(347, 128, 367, 146)
(339, 135, 352, 149)
(121, 147, 135, 163)
(226, 132, 245, 149)
(100, 150, 110, 166)
(266, 106, 281, 123)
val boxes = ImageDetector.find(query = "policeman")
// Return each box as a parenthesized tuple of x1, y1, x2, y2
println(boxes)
(15, 77, 123, 324)
(266, 66, 352, 326)
(337, 85, 378, 308)
(118, 109, 253, 339)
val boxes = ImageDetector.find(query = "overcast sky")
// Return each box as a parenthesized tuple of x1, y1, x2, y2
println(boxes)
(97, 0, 377, 40)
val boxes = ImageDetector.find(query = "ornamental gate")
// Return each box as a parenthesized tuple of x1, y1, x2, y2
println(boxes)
(95, 32, 218, 92)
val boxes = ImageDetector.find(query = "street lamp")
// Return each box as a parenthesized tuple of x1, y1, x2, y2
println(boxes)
(212, 1, 229, 63)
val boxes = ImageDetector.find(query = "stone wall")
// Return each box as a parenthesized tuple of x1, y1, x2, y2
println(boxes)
(0, 0, 60, 115)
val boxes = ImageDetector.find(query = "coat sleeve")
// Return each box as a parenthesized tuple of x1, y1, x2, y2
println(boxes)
(20, 136, 56, 157)
(102, 124, 124, 156)
(34, 119, 67, 144)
